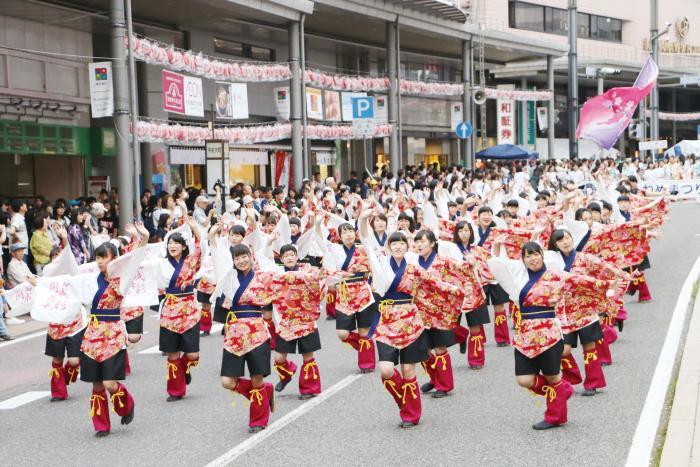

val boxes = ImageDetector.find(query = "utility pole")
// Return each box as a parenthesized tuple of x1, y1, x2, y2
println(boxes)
(110, 0, 134, 230)
(650, 0, 659, 140)
(125, 0, 141, 219)
(567, 0, 578, 159)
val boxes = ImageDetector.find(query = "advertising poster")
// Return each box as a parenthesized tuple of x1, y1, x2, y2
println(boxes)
(274, 86, 290, 121)
(306, 88, 324, 120)
(215, 82, 249, 119)
(88, 62, 114, 118)
(323, 90, 342, 121)
(162, 70, 185, 114)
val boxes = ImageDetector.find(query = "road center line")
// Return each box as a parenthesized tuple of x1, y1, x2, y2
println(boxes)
(205, 373, 364, 467)
(625, 253, 700, 466)
(0, 330, 47, 349)
(0, 391, 51, 410)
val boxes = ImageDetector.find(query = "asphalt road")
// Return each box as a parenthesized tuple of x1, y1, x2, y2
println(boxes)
(1, 202, 699, 467)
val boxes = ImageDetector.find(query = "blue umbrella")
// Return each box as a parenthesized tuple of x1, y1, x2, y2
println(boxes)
(475, 144, 539, 160)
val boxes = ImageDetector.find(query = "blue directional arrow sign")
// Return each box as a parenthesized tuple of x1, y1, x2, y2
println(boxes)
(455, 121, 473, 139)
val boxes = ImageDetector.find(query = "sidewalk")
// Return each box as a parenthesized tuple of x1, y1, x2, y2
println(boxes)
(660, 293, 700, 466)
(3, 315, 47, 338)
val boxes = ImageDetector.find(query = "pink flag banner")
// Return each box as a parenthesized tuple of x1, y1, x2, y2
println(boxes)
(576, 57, 658, 149)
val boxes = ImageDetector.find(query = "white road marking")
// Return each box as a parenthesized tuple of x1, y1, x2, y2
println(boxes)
(0, 330, 47, 349)
(138, 345, 162, 354)
(211, 323, 224, 333)
(625, 253, 700, 466)
(0, 391, 51, 410)
(205, 373, 364, 466)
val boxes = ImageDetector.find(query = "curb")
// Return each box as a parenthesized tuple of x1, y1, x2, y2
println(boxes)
(660, 291, 700, 467)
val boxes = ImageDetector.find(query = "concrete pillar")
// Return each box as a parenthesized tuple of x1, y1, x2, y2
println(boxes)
(672, 88, 677, 144)
(289, 21, 303, 189)
(597, 76, 604, 95)
(520, 77, 528, 147)
(137, 61, 152, 193)
(387, 22, 400, 176)
(461, 39, 473, 169)
(110, 0, 134, 231)
(547, 55, 555, 160)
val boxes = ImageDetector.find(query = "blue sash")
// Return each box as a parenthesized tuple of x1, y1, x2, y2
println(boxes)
(518, 265, 547, 310)
(167, 255, 186, 290)
(90, 274, 120, 322)
(341, 245, 355, 271)
(418, 251, 437, 270)
(368, 257, 412, 338)
(231, 269, 255, 309)
(374, 232, 387, 247)
(290, 233, 300, 245)
(562, 250, 577, 272)
(621, 211, 631, 222)
(458, 242, 472, 254)
(477, 225, 492, 247)
(576, 230, 591, 252)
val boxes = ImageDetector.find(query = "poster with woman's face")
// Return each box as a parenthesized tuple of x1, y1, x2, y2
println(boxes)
(323, 90, 341, 121)
(215, 82, 231, 119)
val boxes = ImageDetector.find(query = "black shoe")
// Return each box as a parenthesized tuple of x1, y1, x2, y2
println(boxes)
(470, 365, 483, 370)
(166, 395, 183, 402)
(201, 331, 210, 336)
(497, 342, 508, 347)
(298, 393, 317, 400)
(185, 371, 191, 385)
(601, 362, 611, 367)
(459, 341, 467, 354)
(95, 431, 110, 438)
(617, 320, 624, 332)
(399, 421, 417, 429)
(121, 402, 135, 425)
(50, 397, 65, 402)
(432, 390, 448, 399)
(0, 334, 15, 341)
(221, 327, 225, 336)
(326, 315, 336, 321)
(359, 368, 374, 374)
(248, 426, 265, 434)
(269, 388, 275, 413)
(582, 388, 597, 397)
(275, 379, 291, 393)
(532, 420, 560, 430)
(420, 382, 434, 394)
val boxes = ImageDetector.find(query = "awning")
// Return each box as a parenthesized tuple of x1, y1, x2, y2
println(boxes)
(384, 0, 467, 23)
(476, 144, 539, 160)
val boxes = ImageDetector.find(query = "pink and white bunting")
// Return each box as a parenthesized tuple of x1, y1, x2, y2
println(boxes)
(644, 109, 700, 121)
(133, 120, 393, 145)
(127, 35, 292, 82)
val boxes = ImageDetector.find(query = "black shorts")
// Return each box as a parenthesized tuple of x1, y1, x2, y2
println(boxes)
(159, 323, 200, 353)
(80, 349, 127, 382)
(425, 328, 455, 348)
(124, 314, 144, 334)
(460, 305, 491, 327)
(220, 339, 271, 378)
(196, 291, 212, 304)
(44, 329, 85, 359)
(563, 321, 603, 348)
(377, 332, 429, 365)
(213, 305, 227, 323)
(514, 339, 564, 376)
(336, 302, 376, 331)
(637, 255, 651, 271)
(484, 284, 510, 306)
(275, 329, 322, 354)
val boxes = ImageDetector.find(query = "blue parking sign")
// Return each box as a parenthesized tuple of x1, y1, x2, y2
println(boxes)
(352, 97, 374, 119)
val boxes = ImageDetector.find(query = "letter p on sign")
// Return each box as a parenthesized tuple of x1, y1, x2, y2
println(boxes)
(352, 97, 374, 119)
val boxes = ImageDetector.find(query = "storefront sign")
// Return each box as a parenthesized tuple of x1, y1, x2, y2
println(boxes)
(273, 150, 291, 191)
(184, 76, 204, 117)
(315, 151, 336, 165)
(274, 87, 290, 121)
(89, 62, 114, 118)
(88, 176, 110, 198)
(306, 88, 324, 120)
(170, 146, 205, 165)
(215, 82, 249, 119)
(162, 70, 185, 114)
(230, 149, 268, 165)
(497, 84, 516, 144)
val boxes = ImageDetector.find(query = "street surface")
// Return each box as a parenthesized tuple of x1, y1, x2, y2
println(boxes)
(1, 202, 699, 467)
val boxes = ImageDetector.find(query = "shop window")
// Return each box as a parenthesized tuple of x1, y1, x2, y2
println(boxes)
(509, 1, 544, 31)
(213, 37, 275, 61)
(577, 13, 590, 39)
(545, 7, 567, 35)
